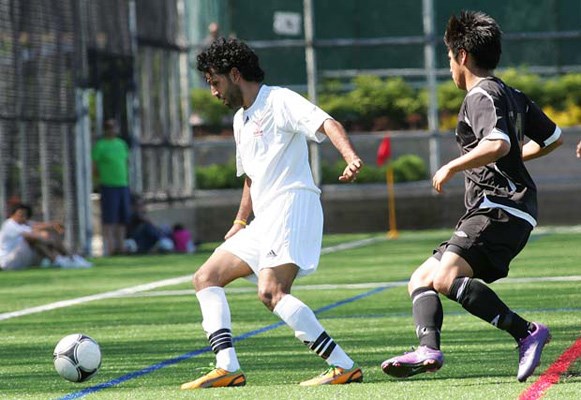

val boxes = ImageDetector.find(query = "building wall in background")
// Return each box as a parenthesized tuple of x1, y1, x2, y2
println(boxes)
(147, 128, 581, 242)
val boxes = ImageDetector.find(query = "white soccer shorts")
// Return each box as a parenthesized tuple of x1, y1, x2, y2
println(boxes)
(217, 189, 323, 279)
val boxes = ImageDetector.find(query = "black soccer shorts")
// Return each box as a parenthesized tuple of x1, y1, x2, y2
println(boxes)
(432, 208, 532, 283)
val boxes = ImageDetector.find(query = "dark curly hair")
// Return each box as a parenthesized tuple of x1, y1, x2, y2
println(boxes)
(444, 10, 502, 70)
(197, 37, 265, 82)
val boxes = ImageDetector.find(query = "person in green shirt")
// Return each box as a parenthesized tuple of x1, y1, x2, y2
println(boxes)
(92, 119, 131, 256)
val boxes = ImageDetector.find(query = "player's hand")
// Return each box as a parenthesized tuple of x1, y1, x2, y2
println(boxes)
(339, 158, 363, 183)
(576, 140, 581, 158)
(432, 164, 455, 193)
(224, 223, 245, 240)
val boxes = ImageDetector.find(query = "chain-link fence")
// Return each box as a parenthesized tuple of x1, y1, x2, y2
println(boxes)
(0, 0, 81, 249)
(0, 0, 193, 254)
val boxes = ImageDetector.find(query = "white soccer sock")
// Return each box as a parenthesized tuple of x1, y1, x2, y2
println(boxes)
(273, 294, 354, 369)
(196, 286, 240, 371)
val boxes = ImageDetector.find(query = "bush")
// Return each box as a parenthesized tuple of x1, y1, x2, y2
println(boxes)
(196, 154, 427, 189)
(191, 88, 231, 127)
(318, 91, 360, 124)
(322, 160, 386, 184)
(544, 73, 581, 110)
(319, 75, 425, 130)
(543, 103, 581, 127)
(195, 160, 244, 189)
(350, 76, 423, 121)
(436, 80, 464, 115)
(435, 81, 464, 130)
(498, 68, 546, 106)
(321, 154, 427, 185)
(390, 154, 428, 183)
(434, 70, 581, 129)
(191, 71, 581, 134)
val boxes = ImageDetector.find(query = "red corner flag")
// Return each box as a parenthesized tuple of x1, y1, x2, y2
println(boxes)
(376, 136, 392, 166)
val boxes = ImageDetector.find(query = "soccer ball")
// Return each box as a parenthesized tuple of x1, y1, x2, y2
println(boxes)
(53, 334, 101, 382)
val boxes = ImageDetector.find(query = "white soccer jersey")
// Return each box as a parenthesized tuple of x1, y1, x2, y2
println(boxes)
(0, 219, 32, 259)
(233, 85, 330, 215)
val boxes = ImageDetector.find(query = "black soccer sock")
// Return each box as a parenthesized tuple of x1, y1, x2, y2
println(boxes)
(447, 277, 531, 341)
(411, 287, 443, 350)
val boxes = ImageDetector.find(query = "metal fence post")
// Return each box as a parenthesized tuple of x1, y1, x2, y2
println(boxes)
(304, 0, 322, 186)
(423, 0, 441, 179)
(75, 88, 93, 256)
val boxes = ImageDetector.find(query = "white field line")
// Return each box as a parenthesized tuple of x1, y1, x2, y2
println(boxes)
(2, 232, 580, 321)
(124, 275, 581, 298)
(0, 275, 193, 321)
(532, 225, 581, 235)
(0, 237, 384, 322)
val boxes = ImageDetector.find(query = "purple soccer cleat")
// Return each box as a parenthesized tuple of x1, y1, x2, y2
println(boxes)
(517, 322, 551, 382)
(381, 346, 444, 378)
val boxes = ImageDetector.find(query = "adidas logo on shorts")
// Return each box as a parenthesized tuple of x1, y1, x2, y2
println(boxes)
(266, 250, 277, 258)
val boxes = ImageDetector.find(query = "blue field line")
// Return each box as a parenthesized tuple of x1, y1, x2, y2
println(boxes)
(56, 286, 389, 400)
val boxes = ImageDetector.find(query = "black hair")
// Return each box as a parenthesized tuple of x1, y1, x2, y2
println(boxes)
(444, 10, 502, 70)
(10, 203, 32, 219)
(196, 37, 265, 82)
(103, 118, 117, 130)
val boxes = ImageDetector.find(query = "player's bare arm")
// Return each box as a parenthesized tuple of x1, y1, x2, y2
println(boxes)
(224, 176, 253, 240)
(319, 118, 363, 182)
(521, 136, 564, 161)
(21, 231, 46, 244)
(576, 140, 581, 158)
(433, 138, 509, 193)
(32, 220, 64, 234)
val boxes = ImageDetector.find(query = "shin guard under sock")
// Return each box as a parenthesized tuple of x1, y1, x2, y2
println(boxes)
(447, 277, 530, 340)
(273, 294, 354, 369)
(411, 287, 443, 349)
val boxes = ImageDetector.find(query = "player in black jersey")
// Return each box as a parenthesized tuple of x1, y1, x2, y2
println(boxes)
(381, 10, 562, 382)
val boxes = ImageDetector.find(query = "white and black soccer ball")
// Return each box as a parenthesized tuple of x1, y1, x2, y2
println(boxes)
(53, 334, 101, 382)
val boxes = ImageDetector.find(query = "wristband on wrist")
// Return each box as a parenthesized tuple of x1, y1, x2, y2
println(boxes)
(233, 219, 247, 226)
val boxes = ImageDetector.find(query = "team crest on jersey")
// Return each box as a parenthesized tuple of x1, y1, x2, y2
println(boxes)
(252, 117, 264, 137)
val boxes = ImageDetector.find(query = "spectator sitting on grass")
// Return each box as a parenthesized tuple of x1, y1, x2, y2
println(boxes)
(0, 204, 92, 270)
(124, 197, 174, 254)
(172, 224, 196, 254)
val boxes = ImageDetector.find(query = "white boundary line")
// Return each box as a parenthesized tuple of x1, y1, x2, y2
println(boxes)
(122, 275, 581, 298)
(2, 233, 580, 322)
(0, 275, 194, 321)
(0, 237, 385, 322)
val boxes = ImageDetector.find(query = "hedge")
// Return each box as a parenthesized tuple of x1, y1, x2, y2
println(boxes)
(196, 154, 427, 190)
(191, 69, 581, 132)
(195, 161, 244, 189)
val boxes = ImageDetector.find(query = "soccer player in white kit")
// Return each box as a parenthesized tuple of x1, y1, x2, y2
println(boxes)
(180, 37, 364, 390)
